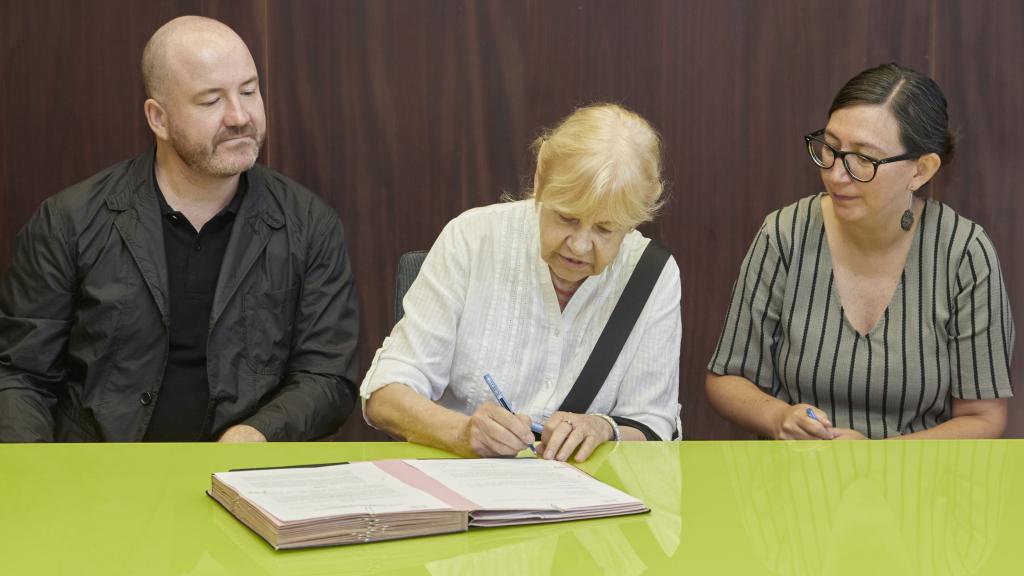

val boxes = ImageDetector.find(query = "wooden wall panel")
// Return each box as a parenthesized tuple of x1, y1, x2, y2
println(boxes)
(264, 1, 532, 438)
(933, 0, 1024, 438)
(1, 0, 165, 266)
(1, 1, 1020, 441)
(0, 0, 265, 266)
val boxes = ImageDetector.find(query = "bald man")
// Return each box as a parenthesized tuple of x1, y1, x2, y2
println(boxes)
(0, 16, 358, 442)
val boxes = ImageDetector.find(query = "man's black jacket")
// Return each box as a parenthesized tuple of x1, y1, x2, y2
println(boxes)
(0, 151, 358, 441)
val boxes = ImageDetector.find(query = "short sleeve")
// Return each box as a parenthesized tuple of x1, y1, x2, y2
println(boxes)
(948, 230, 1015, 399)
(707, 218, 789, 391)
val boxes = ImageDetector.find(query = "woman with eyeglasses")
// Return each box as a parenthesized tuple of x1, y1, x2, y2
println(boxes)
(705, 63, 1014, 440)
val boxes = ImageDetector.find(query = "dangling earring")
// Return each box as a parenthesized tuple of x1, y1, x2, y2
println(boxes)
(900, 191, 915, 231)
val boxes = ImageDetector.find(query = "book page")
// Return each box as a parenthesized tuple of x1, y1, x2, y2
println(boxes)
(404, 458, 642, 511)
(213, 462, 453, 523)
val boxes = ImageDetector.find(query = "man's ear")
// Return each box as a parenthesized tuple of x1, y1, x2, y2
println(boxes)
(144, 98, 169, 141)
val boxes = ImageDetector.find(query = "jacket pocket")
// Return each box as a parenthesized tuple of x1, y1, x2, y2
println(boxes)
(243, 285, 299, 375)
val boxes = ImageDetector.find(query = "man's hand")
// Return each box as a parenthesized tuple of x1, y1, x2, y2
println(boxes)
(218, 424, 268, 443)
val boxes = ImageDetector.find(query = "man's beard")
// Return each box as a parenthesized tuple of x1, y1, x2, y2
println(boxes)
(169, 124, 264, 178)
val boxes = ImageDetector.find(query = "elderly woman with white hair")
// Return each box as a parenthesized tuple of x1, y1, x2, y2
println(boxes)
(361, 104, 682, 462)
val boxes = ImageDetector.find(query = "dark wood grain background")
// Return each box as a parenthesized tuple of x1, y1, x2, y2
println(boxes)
(1, 0, 1020, 440)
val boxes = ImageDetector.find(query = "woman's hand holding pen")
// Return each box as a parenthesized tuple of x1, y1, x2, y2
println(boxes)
(772, 404, 836, 440)
(538, 411, 612, 462)
(459, 402, 536, 457)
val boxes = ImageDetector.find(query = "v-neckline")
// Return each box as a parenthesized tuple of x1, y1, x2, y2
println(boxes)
(817, 194, 926, 339)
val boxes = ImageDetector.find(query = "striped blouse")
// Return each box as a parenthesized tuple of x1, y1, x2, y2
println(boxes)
(709, 194, 1014, 438)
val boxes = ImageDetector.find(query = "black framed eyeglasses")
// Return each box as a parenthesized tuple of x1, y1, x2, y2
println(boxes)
(804, 129, 919, 183)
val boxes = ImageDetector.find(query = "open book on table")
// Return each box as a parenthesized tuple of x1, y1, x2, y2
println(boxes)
(209, 458, 649, 549)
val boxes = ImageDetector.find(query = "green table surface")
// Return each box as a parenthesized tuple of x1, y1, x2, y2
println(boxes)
(1, 440, 1020, 575)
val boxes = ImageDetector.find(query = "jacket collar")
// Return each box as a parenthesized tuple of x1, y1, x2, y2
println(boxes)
(110, 149, 170, 321)
(110, 148, 286, 326)
(209, 161, 285, 327)
(104, 147, 284, 225)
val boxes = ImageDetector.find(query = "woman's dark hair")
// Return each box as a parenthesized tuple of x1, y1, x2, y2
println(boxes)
(829, 62, 955, 165)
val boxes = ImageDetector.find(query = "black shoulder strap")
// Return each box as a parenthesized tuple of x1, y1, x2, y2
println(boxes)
(557, 241, 671, 415)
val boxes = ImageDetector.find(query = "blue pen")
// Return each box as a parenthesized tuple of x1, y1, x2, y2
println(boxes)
(806, 407, 833, 439)
(483, 373, 543, 452)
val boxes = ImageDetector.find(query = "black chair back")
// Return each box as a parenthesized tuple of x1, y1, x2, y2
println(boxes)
(394, 250, 429, 325)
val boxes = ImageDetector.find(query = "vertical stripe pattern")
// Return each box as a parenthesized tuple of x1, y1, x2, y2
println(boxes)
(709, 194, 1015, 438)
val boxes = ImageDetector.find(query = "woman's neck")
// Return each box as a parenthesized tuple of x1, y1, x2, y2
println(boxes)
(824, 194, 921, 255)
(549, 269, 583, 311)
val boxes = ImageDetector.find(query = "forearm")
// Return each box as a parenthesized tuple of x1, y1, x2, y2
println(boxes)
(895, 417, 1003, 439)
(0, 388, 56, 442)
(618, 426, 646, 441)
(0, 198, 75, 444)
(251, 207, 358, 442)
(705, 372, 790, 438)
(364, 383, 474, 457)
(894, 398, 1007, 439)
(243, 375, 354, 441)
(604, 415, 662, 441)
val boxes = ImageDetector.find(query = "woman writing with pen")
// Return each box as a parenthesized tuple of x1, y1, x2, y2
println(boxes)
(360, 104, 682, 461)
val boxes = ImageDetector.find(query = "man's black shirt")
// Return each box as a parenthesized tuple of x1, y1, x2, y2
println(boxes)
(143, 175, 246, 441)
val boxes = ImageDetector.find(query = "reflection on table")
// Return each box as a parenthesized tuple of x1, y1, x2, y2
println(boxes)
(1, 439, 1020, 575)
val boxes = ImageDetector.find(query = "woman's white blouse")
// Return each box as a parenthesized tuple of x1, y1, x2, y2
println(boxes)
(360, 200, 682, 440)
